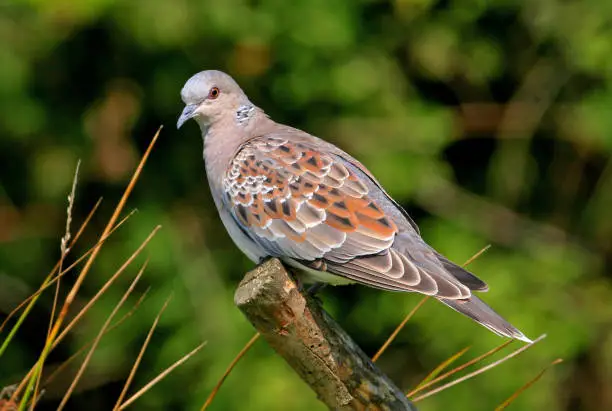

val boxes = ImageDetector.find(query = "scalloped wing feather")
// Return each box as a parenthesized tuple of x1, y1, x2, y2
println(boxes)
(223, 135, 472, 299)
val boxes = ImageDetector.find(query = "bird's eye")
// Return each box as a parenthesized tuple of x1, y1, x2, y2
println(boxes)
(208, 87, 220, 99)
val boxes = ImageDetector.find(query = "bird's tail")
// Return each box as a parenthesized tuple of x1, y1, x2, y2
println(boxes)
(439, 296, 532, 343)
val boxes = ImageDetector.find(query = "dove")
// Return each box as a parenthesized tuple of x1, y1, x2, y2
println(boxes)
(177, 70, 531, 343)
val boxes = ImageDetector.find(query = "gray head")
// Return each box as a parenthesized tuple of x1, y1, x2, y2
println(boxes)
(177, 70, 250, 129)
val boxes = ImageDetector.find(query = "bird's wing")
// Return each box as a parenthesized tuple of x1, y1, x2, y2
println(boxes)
(223, 135, 471, 298)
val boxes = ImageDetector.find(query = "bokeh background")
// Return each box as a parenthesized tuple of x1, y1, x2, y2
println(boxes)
(1, 0, 612, 410)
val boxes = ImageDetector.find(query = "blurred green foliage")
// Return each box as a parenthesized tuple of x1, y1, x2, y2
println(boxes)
(1, 0, 612, 410)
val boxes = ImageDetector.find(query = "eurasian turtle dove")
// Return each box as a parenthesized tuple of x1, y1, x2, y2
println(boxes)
(177, 70, 531, 343)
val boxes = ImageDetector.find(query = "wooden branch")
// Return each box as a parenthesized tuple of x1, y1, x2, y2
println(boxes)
(234, 258, 417, 411)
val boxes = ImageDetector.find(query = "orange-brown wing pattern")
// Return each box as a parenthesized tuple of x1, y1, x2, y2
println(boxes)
(223, 135, 472, 298)
(224, 136, 397, 262)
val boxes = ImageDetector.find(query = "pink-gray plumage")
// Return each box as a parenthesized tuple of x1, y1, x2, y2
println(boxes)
(177, 70, 531, 343)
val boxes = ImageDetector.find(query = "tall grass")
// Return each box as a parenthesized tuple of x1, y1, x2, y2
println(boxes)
(0, 128, 204, 410)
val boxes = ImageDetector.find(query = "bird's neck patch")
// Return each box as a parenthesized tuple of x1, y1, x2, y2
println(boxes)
(235, 104, 255, 126)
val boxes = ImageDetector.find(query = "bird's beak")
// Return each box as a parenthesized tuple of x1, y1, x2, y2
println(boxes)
(177, 104, 197, 129)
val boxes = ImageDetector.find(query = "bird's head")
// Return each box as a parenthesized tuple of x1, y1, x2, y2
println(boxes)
(177, 70, 250, 130)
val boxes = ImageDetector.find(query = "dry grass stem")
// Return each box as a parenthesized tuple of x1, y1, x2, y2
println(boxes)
(494, 358, 563, 410)
(112, 294, 173, 410)
(15, 126, 162, 409)
(44, 288, 151, 386)
(118, 342, 207, 410)
(40, 158, 80, 408)
(60, 160, 80, 257)
(372, 297, 428, 363)
(56, 261, 149, 411)
(412, 346, 471, 391)
(34, 277, 61, 410)
(0, 197, 101, 343)
(49, 126, 162, 343)
(411, 334, 546, 403)
(53, 226, 161, 348)
(461, 245, 491, 267)
(56, 208, 138, 277)
(0, 205, 135, 334)
(1, 196, 102, 407)
(12, 224, 161, 397)
(200, 332, 261, 411)
(407, 339, 514, 397)
(372, 244, 490, 363)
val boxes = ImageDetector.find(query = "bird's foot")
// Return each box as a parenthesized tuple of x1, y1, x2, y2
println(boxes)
(283, 264, 305, 290)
